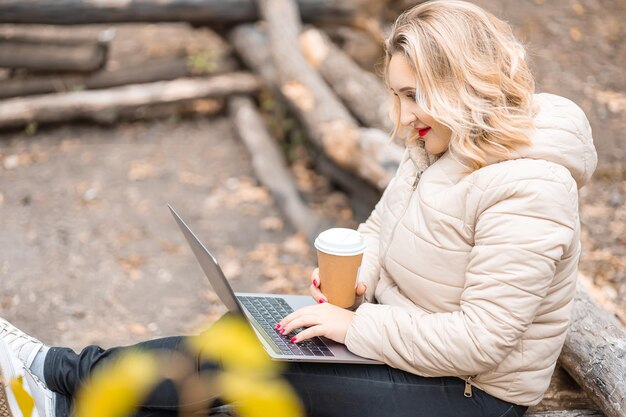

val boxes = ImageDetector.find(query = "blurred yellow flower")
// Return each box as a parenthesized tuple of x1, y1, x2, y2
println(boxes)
(71, 314, 303, 417)
(9, 376, 35, 417)
(189, 313, 282, 375)
(190, 314, 303, 416)
(74, 350, 159, 417)
(219, 372, 304, 417)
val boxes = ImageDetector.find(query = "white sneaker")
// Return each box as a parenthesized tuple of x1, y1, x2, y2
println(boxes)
(0, 339, 55, 417)
(0, 318, 44, 369)
(24, 367, 55, 417)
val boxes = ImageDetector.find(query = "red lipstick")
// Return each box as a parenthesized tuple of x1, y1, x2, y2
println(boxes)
(417, 127, 431, 137)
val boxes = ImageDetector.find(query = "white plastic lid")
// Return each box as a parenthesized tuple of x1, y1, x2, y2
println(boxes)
(314, 228, 366, 256)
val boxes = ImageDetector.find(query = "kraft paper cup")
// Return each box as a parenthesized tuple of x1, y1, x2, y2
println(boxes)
(314, 228, 366, 308)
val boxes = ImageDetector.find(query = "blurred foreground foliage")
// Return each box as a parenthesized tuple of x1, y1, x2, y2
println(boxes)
(66, 314, 304, 417)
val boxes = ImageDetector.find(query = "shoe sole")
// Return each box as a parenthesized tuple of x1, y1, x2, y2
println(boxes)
(0, 364, 13, 417)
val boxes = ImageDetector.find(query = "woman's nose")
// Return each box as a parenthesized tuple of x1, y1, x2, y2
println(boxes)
(400, 108, 416, 127)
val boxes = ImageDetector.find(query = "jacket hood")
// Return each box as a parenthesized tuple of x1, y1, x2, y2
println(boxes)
(514, 93, 597, 189)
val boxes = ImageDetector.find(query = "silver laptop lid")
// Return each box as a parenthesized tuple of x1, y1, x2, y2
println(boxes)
(168, 204, 244, 315)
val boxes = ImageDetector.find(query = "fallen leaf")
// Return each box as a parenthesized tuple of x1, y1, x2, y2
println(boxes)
(282, 234, 310, 256)
(3, 154, 20, 170)
(222, 259, 242, 280)
(189, 99, 222, 114)
(203, 193, 223, 210)
(202, 291, 221, 304)
(291, 161, 316, 193)
(60, 139, 81, 152)
(260, 217, 284, 231)
(247, 243, 280, 262)
(236, 184, 270, 204)
(128, 323, 148, 336)
(128, 160, 159, 181)
(128, 269, 144, 280)
(262, 264, 286, 281)
(569, 27, 582, 42)
(571, 2, 584, 15)
(119, 255, 147, 280)
(261, 278, 294, 294)
(160, 241, 181, 254)
(240, 205, 261, 216)
(119, 255, 147, 269)
(178, 171, 207, 186)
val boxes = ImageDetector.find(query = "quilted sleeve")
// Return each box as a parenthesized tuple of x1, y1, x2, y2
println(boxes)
(344, 163, 578, 376)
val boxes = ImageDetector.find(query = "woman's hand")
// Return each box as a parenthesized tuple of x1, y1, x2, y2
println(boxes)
(309, 267, 368, 309)
(276, 303, 355, 344)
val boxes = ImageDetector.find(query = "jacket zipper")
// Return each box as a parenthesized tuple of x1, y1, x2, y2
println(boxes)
(412, 171, 422, 190)
(464, 375, 474, 398)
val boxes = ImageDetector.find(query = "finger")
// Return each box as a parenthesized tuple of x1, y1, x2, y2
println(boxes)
(311, 268, 320, 287)
(309, 284, 328, 303)
(356, 282, 367, 296)
(280, 314, 319, 335)
(290, 325, 324, 344)
(277, 305, 317, 329)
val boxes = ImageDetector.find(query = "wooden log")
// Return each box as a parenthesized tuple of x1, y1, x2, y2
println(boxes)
(0, 75, 85, 99)
(0, 0, 378, 26)
(0, 37, 108, 72)
(228, 95, 323, 243)
(0, 55, 238, 99)
(0, 26, 115, 45)
(206, 407, 602, 417)
(0, 72, 259, 128)
(531, 366, 600, 412)
(559, 284, 626, 417)
(231, 24, 404, 191)
(258, 0, 359, 167)
(248, 0, 408, 191)
(525, 411, 603, 417)
(317, 24, 385, 74)
(299, 25, 393, 133)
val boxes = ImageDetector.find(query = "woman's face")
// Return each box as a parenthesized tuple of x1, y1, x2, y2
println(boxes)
(388, 53, 452, 155)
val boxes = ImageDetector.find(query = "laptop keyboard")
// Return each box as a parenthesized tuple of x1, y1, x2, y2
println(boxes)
(238, 296, 334, 357)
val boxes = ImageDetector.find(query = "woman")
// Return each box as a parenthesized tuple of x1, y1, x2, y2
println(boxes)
(0, 1, 597, 416)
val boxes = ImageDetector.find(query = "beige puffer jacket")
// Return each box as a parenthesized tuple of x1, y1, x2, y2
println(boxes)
(344, 93, 597, 406)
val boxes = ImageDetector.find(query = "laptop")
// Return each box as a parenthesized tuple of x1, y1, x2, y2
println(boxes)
(168, 205, 382, 364)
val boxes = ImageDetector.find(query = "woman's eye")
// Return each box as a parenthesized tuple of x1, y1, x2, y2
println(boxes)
(407, 93, 416, 101)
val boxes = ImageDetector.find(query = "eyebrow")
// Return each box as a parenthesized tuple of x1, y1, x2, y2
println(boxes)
(390, 86, 415, 93)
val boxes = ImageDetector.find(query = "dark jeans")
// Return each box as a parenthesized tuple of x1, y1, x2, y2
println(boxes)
(44, 332, 527, 417)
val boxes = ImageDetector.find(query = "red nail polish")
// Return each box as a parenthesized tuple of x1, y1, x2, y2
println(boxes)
(275, 324, 281, 330)
(313, 279, 318, 286)
(290, 337, 297, 343)
(280, 329, 285, 334)
(319, 299, 326, 303)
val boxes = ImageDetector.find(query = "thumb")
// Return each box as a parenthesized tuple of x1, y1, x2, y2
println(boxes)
(356, 282, 367, 296)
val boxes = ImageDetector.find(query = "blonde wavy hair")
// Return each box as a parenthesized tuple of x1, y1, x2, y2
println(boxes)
(385, 0, 536, 170)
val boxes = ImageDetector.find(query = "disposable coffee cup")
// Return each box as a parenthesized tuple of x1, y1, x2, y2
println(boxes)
(314, 228, 366, 308)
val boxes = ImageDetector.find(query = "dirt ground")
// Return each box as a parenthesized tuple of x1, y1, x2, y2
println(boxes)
(0, 0, 625, 357)
(0, 117, 319, 350)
